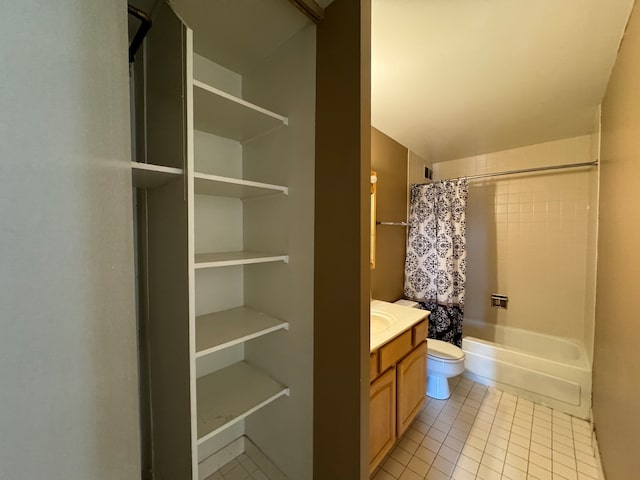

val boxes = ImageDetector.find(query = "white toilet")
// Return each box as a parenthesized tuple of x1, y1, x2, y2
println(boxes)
(394, 299, 466, 400)
(426, 339, 465, 399)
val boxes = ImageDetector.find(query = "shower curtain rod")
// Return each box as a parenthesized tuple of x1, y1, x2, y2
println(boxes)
(446, 160, 599, 182)
(376, 160, 598, 228)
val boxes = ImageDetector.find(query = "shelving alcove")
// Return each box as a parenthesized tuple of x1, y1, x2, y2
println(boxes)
(137, 1, 318, 479)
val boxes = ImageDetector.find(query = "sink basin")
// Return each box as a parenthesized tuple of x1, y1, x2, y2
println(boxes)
(371, 310, 395, 334)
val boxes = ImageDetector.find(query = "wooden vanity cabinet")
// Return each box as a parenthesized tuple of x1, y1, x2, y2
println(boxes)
(370, 351, 379, 379)
(369, 367, 396, 472)
(369, 318, 428, 474)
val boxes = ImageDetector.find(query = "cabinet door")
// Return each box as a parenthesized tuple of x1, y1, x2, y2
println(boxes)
(370, 366, 396, 474)
(397, 342, 427, 436)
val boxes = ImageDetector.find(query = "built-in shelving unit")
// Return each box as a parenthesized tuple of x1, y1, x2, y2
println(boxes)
(141, 1, 317, 478)
(131, 162, 183, 189)
(196, 362, 289, 444)
(186, 7, 295, 470)
(193, 80, 287, 142)
(196, 307, 288, 358)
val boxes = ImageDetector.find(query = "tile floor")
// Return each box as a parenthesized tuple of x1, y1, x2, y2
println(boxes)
(206, 453, 269, 480)
(210, 376, 602, 480)
(373, 376, 602, 480)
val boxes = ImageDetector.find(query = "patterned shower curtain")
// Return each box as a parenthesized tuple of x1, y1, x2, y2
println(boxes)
(403, 179, 468, 347)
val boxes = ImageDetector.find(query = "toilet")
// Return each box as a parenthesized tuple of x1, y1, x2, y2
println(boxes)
(425, 339, 465, 399)
(394, 299, 466, 400)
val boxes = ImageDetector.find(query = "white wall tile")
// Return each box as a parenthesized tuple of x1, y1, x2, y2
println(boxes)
(433, 135, 597, 342)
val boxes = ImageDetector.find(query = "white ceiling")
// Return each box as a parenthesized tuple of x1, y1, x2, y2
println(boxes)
(372, 0, 635, 162)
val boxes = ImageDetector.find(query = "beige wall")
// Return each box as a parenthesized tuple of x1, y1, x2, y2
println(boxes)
(433, 135, 599, 346)
(314, 0, 371, 478)
(371, 127, 408, 302)
(593, 3, 640, 478)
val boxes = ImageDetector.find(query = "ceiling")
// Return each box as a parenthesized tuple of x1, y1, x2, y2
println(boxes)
(128, 0, 327, 70)
(372, 0, 635, 162)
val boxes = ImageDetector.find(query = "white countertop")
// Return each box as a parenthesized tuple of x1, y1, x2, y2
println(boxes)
(370, 299, 429, 352)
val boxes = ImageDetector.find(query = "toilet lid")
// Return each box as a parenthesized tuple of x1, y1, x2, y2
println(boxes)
(428, 339, 465, 361)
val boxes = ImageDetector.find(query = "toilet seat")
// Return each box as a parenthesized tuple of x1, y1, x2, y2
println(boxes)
(427, 339, 465, 362)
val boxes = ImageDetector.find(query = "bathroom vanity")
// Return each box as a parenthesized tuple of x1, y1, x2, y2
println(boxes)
(369, 301, 429, 474)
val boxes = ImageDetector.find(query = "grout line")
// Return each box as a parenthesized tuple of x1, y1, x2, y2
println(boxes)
(374, 377, 604, 480)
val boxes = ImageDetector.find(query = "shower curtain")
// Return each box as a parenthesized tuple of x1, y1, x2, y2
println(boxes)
(404, 179, 468, 347)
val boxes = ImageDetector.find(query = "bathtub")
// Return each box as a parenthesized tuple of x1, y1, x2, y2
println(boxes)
(461, 319, 592, 418)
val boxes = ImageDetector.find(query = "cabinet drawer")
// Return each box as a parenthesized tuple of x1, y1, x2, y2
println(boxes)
(412, 319, 428, 346)
(370, 351, 378, 381)
(379, 330, 412, 373)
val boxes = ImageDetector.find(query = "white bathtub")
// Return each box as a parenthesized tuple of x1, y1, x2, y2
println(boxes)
(461, 319, 592, 418)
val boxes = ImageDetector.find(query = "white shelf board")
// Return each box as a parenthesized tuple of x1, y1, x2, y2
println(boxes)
(194, 172, 288, 198)
(196, 361, 289, 444)
(131, 162, 183, 189)
(196, 307, 288, 358)
(193, 80, 287, 142)
(194, 251, 288, 269)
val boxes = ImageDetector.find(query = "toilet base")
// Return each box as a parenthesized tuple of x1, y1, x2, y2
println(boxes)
(427, 375, 451, 399)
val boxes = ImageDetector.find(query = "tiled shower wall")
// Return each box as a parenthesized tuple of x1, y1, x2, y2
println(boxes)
(432, 135, 599, 354)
